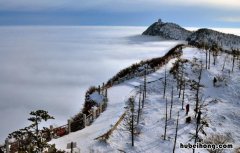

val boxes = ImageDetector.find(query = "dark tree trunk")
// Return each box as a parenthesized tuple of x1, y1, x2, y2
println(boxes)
(182, 80, 185, 110)
(163, 68, 167, 98)
(170, 86, 174, 119)
(164, 98, 168, 140)
(173, 112, 179, 153)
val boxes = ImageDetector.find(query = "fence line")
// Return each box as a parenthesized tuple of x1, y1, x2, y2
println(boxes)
(95, 111, 126, 141)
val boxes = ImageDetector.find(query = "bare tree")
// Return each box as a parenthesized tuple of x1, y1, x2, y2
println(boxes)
(163, 67, 167, 99)
(232, 53, 236, 72)
(163, 98, 168, 140)
(169, 86, 174, 119)
(195, 62, 203, 118)
(101, 82, 105, 95)
(181, 80, 186, 110)
(98, 85, 101, 94)
(124, 97, 137, 147)
(222, 54, 228, 71)
(208, 50, 211, 69)
(137, 86, 142, 124)
(142, 68, 147, 108)
(178, 63, 184, 98)
(173, 112, 180, 153)
(205, 48, 208, 69)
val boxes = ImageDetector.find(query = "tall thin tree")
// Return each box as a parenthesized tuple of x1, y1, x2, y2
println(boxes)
(169, 86, 174, 119)
(232, 54, 235, 72)
(205, 47, 208, 69)
(222, 55, 227, 71)
(178, 64, 184, 98)
(181, 80, 186, 110)
(164, 98, 168, 140)
(208, 50, 211, 69)
(173, 111, 180, 153)
(163, 67, 167, 98)
(137, 86, 142, 124)
(195, 62, 203, 118)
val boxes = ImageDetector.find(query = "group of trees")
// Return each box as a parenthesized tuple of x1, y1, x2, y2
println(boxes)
(169, 56, 210, 152)
(200, 41, 240, 73)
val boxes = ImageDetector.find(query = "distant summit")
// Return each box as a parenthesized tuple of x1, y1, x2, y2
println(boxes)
(142, 19, 192, 40)
(143, 19, 240, 52)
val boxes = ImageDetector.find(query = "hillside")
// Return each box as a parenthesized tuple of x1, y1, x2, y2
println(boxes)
(51, 44, 240, 153)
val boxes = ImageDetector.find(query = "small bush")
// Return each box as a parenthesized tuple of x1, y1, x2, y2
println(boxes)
(185, 116, 191, 123)
(204, 133, 233, 153)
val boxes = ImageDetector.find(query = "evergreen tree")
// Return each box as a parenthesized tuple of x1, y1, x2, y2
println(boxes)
(8, 110, 54, 152)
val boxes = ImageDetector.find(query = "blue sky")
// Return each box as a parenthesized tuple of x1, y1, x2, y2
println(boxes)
(0, 0, 240, 27)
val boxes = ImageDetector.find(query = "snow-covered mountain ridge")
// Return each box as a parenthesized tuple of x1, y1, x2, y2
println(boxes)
(143, 19, 240, 52)
(187, 28, 240, 51)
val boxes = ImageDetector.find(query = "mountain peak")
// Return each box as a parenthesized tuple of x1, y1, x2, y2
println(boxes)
(142, 19, 192, 40)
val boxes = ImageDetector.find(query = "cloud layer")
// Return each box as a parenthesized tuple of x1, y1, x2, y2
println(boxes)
(0, 26, 183, 142)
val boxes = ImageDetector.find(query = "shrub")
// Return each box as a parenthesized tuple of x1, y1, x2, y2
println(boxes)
(203, 133, 233, 153)
(185, 116, 191, 123)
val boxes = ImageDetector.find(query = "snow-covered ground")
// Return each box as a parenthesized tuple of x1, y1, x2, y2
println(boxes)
(52, 46, 240, 153)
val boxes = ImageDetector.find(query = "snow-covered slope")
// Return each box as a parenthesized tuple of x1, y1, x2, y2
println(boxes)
(142, 20, 192, 40)
(52, 45, 240, 153)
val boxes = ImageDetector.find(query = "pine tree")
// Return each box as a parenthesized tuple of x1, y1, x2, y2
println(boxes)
(8, 110, 54, 152)
(28, 110, 54, 152)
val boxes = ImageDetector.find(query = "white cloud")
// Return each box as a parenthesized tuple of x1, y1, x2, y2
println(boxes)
(0, 0, 240, 12)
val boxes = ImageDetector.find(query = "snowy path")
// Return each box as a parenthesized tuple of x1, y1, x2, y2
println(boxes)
(50, 84, 136, 152)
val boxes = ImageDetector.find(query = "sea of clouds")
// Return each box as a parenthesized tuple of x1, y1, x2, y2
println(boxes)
(0, 26, 184, 142)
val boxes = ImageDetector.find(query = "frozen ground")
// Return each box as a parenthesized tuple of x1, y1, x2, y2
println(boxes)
(53, 46, 240, 153)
